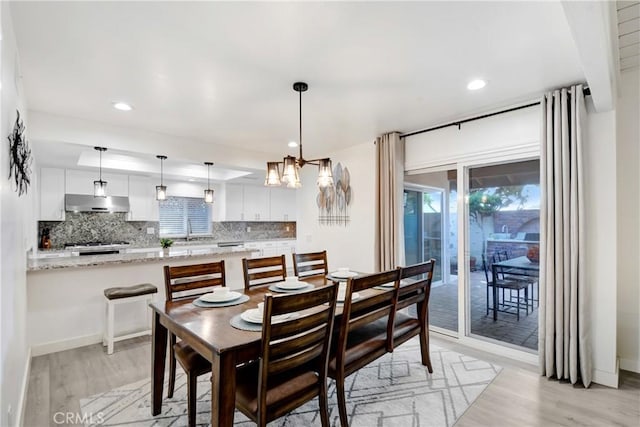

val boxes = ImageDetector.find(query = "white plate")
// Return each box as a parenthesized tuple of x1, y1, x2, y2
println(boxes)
(337, 292, 360, 303)
(379, 282, 395, 288)
(275, 280, 308, 290)
(331, 271, 358, 279)
(240, 309, 292, 324)
(200, 291, 242, 303)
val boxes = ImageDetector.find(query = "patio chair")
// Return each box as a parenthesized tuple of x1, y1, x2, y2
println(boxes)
(482, 255, 530, 320)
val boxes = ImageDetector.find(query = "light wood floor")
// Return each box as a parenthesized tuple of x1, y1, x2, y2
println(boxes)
(25, 335, 640, 427)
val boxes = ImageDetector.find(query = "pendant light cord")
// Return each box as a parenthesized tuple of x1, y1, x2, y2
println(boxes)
(299, 88, 303, 161)
(160, 159, 163, 186)
(99, 149, 102, 181)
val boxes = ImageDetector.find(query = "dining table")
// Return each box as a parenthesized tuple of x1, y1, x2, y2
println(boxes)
(490, 256, 540, 321)
(149, 274, 375, 427)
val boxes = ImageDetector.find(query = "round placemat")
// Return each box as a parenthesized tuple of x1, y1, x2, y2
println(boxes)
(192, 294, 250, 308)
(267, 283, 315, 293)
(229, 314, 262, 332)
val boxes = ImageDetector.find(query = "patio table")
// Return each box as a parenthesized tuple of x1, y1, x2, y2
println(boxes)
(491, 256, 539, 321)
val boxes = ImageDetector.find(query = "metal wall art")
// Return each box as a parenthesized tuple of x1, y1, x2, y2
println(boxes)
(317, 162, 352, 226)
(8, 110, 32, 196)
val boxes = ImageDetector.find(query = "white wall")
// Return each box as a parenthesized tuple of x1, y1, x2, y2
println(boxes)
(404, 100, 620, 387)
(584, 100, 618, 386)
(616, 68, 640, 373)
(0, 4, 35, 425)
(296, 142, 376, 274)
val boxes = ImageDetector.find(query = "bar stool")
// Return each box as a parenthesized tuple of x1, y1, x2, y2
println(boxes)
(103, 283, 158, 355)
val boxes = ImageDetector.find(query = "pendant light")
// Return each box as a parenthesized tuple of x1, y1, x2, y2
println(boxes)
(264, 82, 333, 189)
(156, 155, 167, 201)
(93, 146, 107, 197)
(204, 162, 214, 203)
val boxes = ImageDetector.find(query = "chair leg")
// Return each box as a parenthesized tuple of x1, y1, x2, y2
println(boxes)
(525, 288, 529, 315)
(168, 333, 177, 398)
(318, 379, 330, 427)
(516, 292, 520, 321)
(486, 284, 490, 315)
(335, 375, 349, 427)
(187, 371, 197, 427)
(419, 317, 433, 373)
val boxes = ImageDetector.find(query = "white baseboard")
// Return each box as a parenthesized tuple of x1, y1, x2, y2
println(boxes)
(17, 347, 31, 427)
(31, 333, 103, 357)
(592, 358, 619, 389)
(619, 357, 640, 373)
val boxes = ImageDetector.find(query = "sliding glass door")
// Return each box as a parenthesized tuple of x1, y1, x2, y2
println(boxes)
(404, 170, 457, 334)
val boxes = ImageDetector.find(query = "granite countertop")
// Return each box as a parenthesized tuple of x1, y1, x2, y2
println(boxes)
(27, 246, 254, 272)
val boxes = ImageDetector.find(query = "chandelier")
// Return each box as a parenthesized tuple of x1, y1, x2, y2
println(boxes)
(264, 82, 333, 189)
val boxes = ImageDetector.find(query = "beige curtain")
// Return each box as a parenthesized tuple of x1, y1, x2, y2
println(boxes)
(539, 85, 591, 387)
(375, 132, 405, 271)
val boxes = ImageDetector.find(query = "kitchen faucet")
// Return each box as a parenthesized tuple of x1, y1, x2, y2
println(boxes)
(501, 225, 509, 234)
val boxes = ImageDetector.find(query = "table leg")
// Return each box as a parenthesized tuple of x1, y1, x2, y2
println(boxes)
(211, 351, 237, 427)
(151, 311, 168, 415)
(492, 268, 498, 321)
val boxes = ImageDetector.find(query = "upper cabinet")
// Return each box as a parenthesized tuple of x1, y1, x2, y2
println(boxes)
(128, 176, 159, 221)
(223, 184, 296, 222)
(269, 188, 297, 221)
(225, 183, 245, 221)
(40, 167, 66, 221)
(65, 169, 128, 196)
(243, 185, 270, 221)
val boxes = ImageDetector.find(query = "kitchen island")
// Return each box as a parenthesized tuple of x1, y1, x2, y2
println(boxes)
(27, 246, 256, 356)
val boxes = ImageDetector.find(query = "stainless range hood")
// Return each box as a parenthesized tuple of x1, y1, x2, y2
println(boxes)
(65, 194, 130, 213)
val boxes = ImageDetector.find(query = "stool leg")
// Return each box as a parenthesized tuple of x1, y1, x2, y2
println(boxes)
(107, 301, 115, 355)
(103, 301, 108, 347)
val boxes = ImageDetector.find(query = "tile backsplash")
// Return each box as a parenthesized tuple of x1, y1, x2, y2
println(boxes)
(38, 212, 296, 249)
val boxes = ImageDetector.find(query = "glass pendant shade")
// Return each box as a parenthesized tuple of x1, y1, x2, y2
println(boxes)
(317, 158, 333, 188)
(264, 162, 282, 186)
(282, 156, 297, 184)
(156, 185, 167, 201)
(93, 146, 108, 197)
(156, 155, 167, 201)
(204, 188, 214, 203)
(204, 161, 214, 203)
(94, 180, 107, 197)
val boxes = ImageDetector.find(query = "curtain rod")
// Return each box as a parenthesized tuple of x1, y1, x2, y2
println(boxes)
(400, 86, 591, 139)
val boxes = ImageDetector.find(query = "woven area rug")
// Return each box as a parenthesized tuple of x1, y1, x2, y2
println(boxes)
(80, 338, 501, 426)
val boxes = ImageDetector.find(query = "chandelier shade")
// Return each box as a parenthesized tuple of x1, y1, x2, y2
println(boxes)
(265, 82, 334, 189)
(93, 146, 107, 198)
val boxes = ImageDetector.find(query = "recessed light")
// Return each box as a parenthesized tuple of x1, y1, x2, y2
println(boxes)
(112, 102, 133, 111)
(467, 79, 487, 91)
(188, 178, 196, 182)
(288, 141, 298, 148)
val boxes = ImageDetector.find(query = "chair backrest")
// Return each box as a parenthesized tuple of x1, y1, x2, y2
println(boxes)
(164, 261, 226, 301)
(335, 269, 401, 361)
(292, 251, 328, 280)
(258, 284, 338, 415)
(242, 255, 287, 290)
(397, 259, 435, 313)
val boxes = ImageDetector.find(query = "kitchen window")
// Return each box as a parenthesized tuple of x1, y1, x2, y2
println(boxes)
(159, 196, 212, 237)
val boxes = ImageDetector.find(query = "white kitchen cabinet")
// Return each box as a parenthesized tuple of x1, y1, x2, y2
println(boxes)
(269, 188, 297, 221)
(243, 185, 270, 221)
(225, 183, 244, 221)
(65, 169, 128, 196)
(127, 176, 159, 221)
(40, 167, 66, 220)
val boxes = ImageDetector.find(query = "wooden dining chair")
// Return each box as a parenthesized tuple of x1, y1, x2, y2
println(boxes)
(163, 261, 226, 427)
(292, 250, 329, 281)
(396, 259, 436, 372)
(328, 268, 401, 427)
(235, 283, 338, 427)
(242, 255, 287, 290)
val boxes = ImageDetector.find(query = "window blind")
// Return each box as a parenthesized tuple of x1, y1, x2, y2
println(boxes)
(159, 196, 212, 236)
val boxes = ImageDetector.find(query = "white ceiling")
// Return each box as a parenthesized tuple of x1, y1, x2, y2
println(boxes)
(10, 1, 585, 166)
